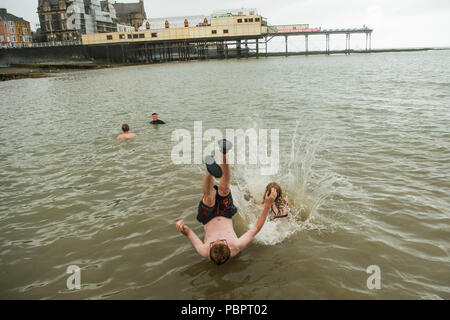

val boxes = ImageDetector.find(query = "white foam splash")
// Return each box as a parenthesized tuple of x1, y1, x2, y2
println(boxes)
(231, 122, 351, 245)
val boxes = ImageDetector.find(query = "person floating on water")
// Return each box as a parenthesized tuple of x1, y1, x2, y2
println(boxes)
(176, 139, 278, 265)
(116, 124, 136, 140)
(263, 182, 291, 222)
(150, 113, 165, 125)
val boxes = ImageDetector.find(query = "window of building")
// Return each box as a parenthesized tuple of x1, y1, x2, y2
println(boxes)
(237, 19, 242, 23)
(244, 19, 248, 23)
(151, 33, 157, 38)
(255, 18, 260, 22)
(133, 34, 138, 39)
(106, 35, 113, 40)
(10, 27, 15, 34)
(212, 30, 217, 34)
(119, 34, 125, 39)
(139, 33, 145, 38)
(127, 34, 132, 39)
(0, 35, 4, 42)
(250, 11, 255, 15)
(249, 18, 254, 22)
(223, 29, 229, 34)
(12, 36, 16, 42)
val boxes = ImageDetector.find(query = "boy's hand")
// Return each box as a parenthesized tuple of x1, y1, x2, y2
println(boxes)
(264, 188, 277, 209)
(176, 220, 188, 236)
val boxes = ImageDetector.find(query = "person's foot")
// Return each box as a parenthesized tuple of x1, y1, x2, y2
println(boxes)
(218, 139, 233, 154)
(205, 155, 223, 178)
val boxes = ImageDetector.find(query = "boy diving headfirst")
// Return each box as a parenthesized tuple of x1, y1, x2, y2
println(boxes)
(176, 139, 277, 265)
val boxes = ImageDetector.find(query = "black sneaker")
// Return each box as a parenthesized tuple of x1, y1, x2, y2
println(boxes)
(205, 155, 223, 178)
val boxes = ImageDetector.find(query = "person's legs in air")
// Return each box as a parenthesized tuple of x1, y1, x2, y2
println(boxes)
(218, 139, 232, 197)
(202, 166, 216, 207)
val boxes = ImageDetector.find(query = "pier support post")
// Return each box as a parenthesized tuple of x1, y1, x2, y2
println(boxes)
(365, 33, 368, 52)
(285, 35, 288, 57)
(237, 40, 241, 59)
(145, 43, 149, 64)
(326, 34, 330, 55)
(305, 35, 309, 55)
(346, 33, 350, 54)
(265, 36, 268, 58)
(245, 39, 249, 58)
(256, 38, 259, 58)
(106, 45, 110, 65)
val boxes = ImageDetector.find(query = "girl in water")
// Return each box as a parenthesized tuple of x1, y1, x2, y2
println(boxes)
(263, 182, 291, 222)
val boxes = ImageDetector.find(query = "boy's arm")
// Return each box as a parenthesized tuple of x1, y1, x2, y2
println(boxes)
(176, 220, 209, 258)
(236, 188, 277, 251)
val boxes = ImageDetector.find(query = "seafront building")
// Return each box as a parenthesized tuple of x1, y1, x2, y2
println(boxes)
(37, 0, 144, 42)
(0, 9, 32, 48)
(113, 0, 147, 32)
(117, 23, 135, 33)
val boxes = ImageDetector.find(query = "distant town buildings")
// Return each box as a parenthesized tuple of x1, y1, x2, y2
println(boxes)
(113, 0, 147, 31)
(0, 8, 32, 47)
(117, 23, 135, 33)
(36, 1, 148, 43)
(37, 0, 140, 42)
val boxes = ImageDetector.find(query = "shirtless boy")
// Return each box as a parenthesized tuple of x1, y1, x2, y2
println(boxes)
(176, 139, 277, 265)
(117, 124, 137, 140)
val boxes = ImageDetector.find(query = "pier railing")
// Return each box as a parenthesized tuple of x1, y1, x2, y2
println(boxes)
(1, 41, 82, 49)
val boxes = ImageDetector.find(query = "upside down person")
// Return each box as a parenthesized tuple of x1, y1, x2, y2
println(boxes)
(176, 139, 277, 265)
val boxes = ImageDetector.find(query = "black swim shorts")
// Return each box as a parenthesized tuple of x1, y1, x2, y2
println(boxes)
(197, 186, 238, 225)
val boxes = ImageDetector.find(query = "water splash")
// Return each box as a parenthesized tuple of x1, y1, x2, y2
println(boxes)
(232, 122, 352, 245)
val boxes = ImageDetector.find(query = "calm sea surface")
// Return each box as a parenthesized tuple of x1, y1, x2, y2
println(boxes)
(0, 51, 449, 299)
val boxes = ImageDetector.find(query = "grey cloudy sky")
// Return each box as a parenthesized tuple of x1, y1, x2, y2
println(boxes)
(2, 0, 449, 48)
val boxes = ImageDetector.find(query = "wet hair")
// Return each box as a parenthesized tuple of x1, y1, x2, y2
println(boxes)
(263, 182, 286, 213)
(122, 124, 130, 132)
(210, 243, 231, 265)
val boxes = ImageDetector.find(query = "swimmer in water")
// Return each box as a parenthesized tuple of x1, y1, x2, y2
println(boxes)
(150, 113, 165, 125)
(263, 182, 290, 222)
(116, 124, 136, 140)
(176, 139, 278, 265)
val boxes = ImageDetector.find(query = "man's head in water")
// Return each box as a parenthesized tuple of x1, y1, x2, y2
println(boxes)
(122, 124, 130, 133)
(152, 113, 158, 121)
(209, 240, 231, 265)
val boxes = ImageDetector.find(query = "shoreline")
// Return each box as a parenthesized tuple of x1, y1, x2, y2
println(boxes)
(0, 63, 116, 82)
(1, 47, 447, 82)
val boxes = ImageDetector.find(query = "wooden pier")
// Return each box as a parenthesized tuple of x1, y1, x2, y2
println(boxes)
(84, 27, 373, 64)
